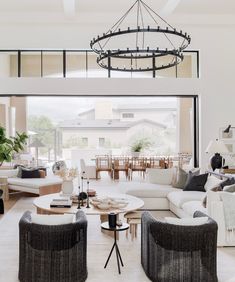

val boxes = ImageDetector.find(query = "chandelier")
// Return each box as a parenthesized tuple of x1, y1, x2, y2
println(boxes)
(90, 0, 191, 73)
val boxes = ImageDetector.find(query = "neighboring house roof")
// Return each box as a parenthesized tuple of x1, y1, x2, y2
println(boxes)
(59, 119, 166, 130)
(78, 103, 176, 117)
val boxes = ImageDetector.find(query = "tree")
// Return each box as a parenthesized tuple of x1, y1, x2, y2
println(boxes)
(28, 116, 56, 155)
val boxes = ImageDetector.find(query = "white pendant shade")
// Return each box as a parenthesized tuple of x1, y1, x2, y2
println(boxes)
(205, 139, 229, 154)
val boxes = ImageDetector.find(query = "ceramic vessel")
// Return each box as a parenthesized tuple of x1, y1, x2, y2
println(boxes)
(62, 180, 74, 195)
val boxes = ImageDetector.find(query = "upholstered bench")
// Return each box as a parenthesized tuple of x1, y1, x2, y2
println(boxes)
(7, 177, 62, 196)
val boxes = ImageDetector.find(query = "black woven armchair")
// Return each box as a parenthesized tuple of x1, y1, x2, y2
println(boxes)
(19, 210, 88, 282)
(141, 211, 218, 282)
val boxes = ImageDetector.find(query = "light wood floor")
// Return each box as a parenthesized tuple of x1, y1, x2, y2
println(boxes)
(1, 173, 235, 282)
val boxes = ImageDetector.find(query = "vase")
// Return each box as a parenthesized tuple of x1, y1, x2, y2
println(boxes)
(62, 180, 74, 195)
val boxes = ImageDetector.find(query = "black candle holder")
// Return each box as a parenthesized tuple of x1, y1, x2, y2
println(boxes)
(77, 186, 81, 209)
(86, 181, 90, 208)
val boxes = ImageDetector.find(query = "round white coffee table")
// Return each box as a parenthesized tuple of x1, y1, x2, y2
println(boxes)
(34, 192, 144, 216)
(34, 193, 144, 238)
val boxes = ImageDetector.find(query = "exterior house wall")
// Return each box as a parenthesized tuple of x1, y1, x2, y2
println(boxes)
(62, 128, 128, 149)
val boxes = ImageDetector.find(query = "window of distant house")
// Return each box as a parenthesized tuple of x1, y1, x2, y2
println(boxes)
(99, 138, 105, 147)
(122, 113, 134, 118)
(82, 137, 88, 146)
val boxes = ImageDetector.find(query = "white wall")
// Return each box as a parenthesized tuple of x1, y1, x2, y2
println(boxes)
(0, 24, 235, 169)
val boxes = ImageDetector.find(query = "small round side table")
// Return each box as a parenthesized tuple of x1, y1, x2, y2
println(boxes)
(101, 222, 129, 274)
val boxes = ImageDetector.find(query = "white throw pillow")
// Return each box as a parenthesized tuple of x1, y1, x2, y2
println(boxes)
(204, 175, 224, 191)
(31, 214, 74, 225)
(165, 216, 208, 226)
(0, 169, 18, 178)
(146, 168, 173, 185)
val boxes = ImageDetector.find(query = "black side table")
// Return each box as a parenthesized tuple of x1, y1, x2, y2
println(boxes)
(101, 222, 129, 274)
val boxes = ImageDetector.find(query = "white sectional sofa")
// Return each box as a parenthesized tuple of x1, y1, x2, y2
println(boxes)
(125, 168, 234, 246)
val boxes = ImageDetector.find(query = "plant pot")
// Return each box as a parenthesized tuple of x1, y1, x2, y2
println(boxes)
(62, 180, 74, 195)
(131, 152, 141, 157)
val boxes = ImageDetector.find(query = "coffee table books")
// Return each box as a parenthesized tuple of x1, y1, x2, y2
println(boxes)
(50, 198, 72, 208)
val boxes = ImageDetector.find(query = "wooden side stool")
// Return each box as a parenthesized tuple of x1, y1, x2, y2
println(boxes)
(124, 211, 142, 240)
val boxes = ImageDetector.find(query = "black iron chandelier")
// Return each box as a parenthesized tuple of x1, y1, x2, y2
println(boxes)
(90, 0, 191, 72)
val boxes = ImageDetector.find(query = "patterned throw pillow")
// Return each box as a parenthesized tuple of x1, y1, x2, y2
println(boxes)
(220, 178, 235, 189)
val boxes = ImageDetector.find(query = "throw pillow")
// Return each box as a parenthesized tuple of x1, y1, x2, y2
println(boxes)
(19, 167, 41, 179)
(204, 175, 224, 191)
(184, 168, 200, 188)
(202, 186, 222, 208)
(172, 167, 188, 189)
(165, 216, 208, 226)
(220, 177, 235, 189)
(183, 173, 208, 192)
(146, 168, 174, 185)
(223, 184, 235, 193)
(31, 214, 74, 225)
(0, 169, 18, 178)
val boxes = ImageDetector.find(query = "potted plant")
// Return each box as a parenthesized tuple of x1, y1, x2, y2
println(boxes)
(131, 138, 152, 157)
(0, 125, 28, 167)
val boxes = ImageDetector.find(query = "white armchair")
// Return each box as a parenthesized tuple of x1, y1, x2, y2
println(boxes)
(207, 190, 235, 247)
(80, 159, 97, 179)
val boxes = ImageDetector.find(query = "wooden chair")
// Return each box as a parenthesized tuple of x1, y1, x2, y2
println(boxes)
(148, 157, 160, 168)
(112, 157, 130, 180)
(129, 157, 147, 180)
(95, 156, 113, 179)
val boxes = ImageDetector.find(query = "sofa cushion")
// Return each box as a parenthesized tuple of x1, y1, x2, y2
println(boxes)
(204, 175, 224, 191)
(31, 214, 74, 225)
(165, 216, 208, 226)
(183, 173, 208, 192)
(126, 183, 178, 198)
(7, 177, 62, 189)
(146, 168, 173, 185)
(167, 191, 206, 208)
(182, 201, 208, 216)
(0, 169, 18, 178)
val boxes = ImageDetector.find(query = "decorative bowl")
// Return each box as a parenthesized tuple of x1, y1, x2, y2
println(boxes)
(97, 203, 110, 210)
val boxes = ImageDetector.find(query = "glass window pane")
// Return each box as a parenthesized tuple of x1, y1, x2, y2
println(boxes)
(0, 52, 18, 77)
(42, 52, 63, 77)
(21, 52, 41, 77)
(177, 52, 198, 78)
(66, 52, 86, 78)
(87, 53, 108, 78)
(156, 55, 177, 78)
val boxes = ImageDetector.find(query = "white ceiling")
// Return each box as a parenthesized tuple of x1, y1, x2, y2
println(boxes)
(0, 0, 234, 15)
(0, 0, 234, 25)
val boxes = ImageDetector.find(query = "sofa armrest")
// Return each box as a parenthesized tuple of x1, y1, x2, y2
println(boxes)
(207, 191, 231, 246)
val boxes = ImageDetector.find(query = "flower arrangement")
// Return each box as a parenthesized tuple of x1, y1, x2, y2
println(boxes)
(55, 168, 78, 181)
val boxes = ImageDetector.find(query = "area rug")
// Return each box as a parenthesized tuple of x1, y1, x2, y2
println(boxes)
(0, 196, 235, 282)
